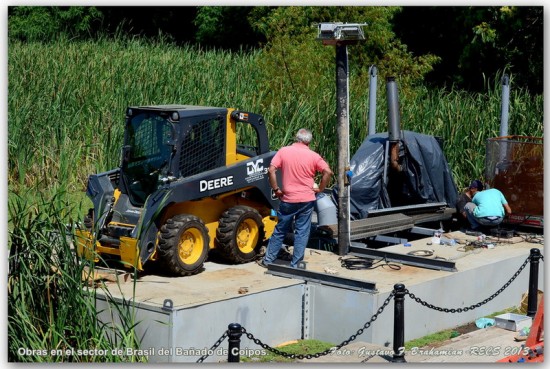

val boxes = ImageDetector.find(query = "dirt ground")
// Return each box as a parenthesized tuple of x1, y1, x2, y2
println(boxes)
(428, 320, 503, 349)
(453, 321, 479, 336)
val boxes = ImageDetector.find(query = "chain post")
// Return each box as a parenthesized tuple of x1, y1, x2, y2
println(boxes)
(227, 323, 243, 362)
(527, 248, 542, 318)
(392, 284, 406, 363)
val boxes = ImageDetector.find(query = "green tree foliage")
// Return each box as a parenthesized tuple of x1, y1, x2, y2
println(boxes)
(96, 7, 199, 45)
(470, 6, 543, 94)
(194, 6, 265, 49)
(393, 6, 543, 93)
(8, 6, 542, 94)
(8, 6, 103, 42)
(248, 6, 440, 106)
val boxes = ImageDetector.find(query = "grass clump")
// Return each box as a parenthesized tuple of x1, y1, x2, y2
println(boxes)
(241, 339, 335, 363)
(404, 329, 460, 351)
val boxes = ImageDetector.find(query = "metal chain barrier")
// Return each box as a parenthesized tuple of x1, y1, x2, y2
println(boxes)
(196, 330, 229, 363)
(240, 290, 396, 361)
(406, 254, 533, 313)
(197, 251, 543, 363)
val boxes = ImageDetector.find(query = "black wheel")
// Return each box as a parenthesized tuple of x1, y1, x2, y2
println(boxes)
(216, 206, 265, 263)
(158, 214, 209, 276)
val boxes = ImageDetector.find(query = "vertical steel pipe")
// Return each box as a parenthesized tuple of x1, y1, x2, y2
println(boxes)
(386, 77, 402, 142)
(499, 74, 510, 162)
(368, 65, 378, 135)
(336, 44, 351, 256)
(500, 74, 510, 137)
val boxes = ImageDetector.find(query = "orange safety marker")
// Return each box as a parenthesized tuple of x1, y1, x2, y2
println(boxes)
(497, 299, 544, 363)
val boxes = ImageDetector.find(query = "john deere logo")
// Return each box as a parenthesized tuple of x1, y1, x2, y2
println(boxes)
(199, 176, 234, 192)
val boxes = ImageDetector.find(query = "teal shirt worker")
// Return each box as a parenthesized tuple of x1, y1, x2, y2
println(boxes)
(463, 184, 512, 231)
(472, 188, 509, 218)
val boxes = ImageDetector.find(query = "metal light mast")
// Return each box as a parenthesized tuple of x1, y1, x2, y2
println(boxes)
(317, 22, 366, 256)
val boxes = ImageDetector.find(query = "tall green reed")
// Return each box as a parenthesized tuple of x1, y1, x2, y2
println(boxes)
(8, 37, 543, 195)
(8, 190, 144, 362)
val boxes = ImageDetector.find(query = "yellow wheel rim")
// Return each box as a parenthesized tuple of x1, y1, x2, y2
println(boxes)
(178, 227, 204, 264)
(236, 219, 259, 254)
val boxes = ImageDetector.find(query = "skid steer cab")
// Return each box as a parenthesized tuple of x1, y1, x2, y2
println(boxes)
(76, 105, 280, 276)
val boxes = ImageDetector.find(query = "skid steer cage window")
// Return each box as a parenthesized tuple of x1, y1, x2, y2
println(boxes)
(131, 117, 171, 161)
(124, 113, 173, 205)
(179, 116, 225, 177)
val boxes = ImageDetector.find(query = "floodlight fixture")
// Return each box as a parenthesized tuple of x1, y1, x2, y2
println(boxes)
(317, 22, 367, 45)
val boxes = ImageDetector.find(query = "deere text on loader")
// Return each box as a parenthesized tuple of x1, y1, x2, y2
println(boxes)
(76, 105, 279, 276)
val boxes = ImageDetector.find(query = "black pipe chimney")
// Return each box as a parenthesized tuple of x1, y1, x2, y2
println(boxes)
(386, 77, 402, 142)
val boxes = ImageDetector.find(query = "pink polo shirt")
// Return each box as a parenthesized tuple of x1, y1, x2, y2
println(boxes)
(271, 142, 330, 203)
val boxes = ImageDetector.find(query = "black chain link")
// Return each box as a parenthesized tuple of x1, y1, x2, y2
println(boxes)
(406, 255, 531, 313)
(241, 291, 396, 361)
(196, 330, 229, 363)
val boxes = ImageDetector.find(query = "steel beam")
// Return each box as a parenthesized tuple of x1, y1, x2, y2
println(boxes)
(265, 263, 377, 293)
(367, 202, 448, 216)
(326, 213, 414, 241)
(349, 243, 457, 272)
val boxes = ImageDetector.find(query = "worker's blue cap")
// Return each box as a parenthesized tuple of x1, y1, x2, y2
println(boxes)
(469, 180, 484, 191)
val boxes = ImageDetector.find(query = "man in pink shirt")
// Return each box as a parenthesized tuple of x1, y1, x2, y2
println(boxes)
(260, 128, 333, 268)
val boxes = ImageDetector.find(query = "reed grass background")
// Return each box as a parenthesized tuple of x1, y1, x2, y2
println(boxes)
(8, 37, 543, 196)
(7, 37, 543, 362)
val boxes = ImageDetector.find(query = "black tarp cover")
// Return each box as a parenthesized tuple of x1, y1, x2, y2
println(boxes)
(349, 130, 458, 219)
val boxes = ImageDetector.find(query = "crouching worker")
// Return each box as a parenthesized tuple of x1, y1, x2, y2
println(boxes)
(463, 180, 512, 231)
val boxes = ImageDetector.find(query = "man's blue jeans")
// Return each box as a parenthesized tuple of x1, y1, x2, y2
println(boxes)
(264, 201, 314, 268)
(464, 202, 503, 230)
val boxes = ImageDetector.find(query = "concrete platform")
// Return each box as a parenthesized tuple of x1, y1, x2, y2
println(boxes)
(302, 230, 538, 294)
(94, 230, 544, 363)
